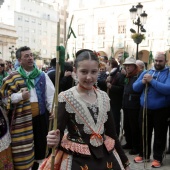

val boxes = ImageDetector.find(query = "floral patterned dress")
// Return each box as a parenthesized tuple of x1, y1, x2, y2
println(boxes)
(0, 107, 13, 170)
(40, 86, 129, 170)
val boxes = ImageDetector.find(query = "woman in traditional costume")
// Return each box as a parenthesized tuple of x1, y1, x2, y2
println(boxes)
(0, 106, 13, 169)
(0, 59, 8, 88)
(0, 58, 13, 169)
(40, 49, 130, 170)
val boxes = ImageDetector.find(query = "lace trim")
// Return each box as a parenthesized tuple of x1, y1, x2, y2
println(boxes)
(104, 135, 115, 152)
(61, 134, 91, 156)
(59, 87, 110, 147)
(60, 155, 72, 170)
(112, 149, 125, 170)
(0, 107, 11, 152)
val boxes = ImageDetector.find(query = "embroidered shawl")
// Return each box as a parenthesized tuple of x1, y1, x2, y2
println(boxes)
(58, 86, 110, 147)
(0, 71, 34, 170)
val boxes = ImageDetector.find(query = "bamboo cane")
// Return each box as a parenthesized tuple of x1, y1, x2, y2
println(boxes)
(64, 15, 74, 50)
(142, 83, 148, 169)
(51, 21, 60, 170)
(111, 36, 114, 57)
(45, 95, 55, 157)
(107, 36, 114, 94)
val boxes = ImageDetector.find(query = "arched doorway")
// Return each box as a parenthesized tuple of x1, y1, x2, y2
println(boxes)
(114, 49, 129, 59)
(138, 50, 150, 69)
(165, 50, 170, 66)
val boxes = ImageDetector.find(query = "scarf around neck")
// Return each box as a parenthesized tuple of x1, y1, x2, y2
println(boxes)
(124, 67, 139, 85)
(17, 66, 41, 90)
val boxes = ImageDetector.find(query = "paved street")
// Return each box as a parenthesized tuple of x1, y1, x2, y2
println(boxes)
(121, 135, 170, 170)
(124, 149, 170, 170)
(119, 111, 170, 170)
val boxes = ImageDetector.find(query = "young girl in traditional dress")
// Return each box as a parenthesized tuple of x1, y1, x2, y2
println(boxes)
(40, 49, 130, 170)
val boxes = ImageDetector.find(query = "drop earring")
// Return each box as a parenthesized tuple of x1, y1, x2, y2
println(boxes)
(94, 81, 98, 88)
(74, 75, 79, 85)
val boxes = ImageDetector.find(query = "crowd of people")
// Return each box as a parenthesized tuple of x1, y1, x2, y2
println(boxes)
(0, 46, 170, 170)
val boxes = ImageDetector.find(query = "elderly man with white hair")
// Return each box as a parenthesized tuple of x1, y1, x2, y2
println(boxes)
(136, 60, 145, 71)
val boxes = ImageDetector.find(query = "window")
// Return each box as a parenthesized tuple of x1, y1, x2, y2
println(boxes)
(61, 10, 64, 15)
(24, 27, 29, 33)
(25, 17, 29, 22)
(51, 36, 56, 43)
(42, 40, 47, 46)
(60, 28, 64, 34)
(25, 37, 29, 43)
(98, 23, 105, 35)
(60, 38, 64, 43)
(31, 38, 36, 43)
(118, 21, 126, 34)
(60, 19, 64, 25)
(32, 18, 36, 23)
(38, 20, 42, 25)
(52, 24, 56, 30)
(31, 29, 35, 33)
(18, 16, 22, 21)
(52, 46, 56, 53)
(42, 49, 47, 54)
(168, 17, 170, 30)
(18, 37, 22, 41)
(38, 30, 42, 35)
(18, 26, 22, 31)
(43, 31, 47, 36)
(78, 24, 85, 36)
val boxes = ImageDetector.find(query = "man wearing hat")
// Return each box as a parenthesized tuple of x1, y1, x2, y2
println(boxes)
(122, 56, 141, 155)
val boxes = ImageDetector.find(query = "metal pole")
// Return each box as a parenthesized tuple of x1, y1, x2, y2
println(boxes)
(136, 43, 139, 60)
(136, 17, 140, 60)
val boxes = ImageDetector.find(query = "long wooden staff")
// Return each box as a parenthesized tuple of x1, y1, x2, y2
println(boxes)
(45, 96, 55, 156)
(64, 15, 74, 50)
(51, 20, 60, 170)
(111, 36, 114, 57)
(142, 83, 148, 169)
(107, 36, 114, 94)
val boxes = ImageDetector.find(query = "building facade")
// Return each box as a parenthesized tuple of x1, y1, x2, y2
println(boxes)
(67, 0, 170, 66)
(0, 23, 17, 60)
(0, 0, 69, 68)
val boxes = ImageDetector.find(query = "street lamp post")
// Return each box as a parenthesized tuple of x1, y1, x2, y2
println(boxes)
(9, 45, 17, 63)
(129, 3, 148, 59)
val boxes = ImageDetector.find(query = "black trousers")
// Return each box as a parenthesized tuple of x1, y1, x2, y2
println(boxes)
(138, 107, 169, 162)
(123, 108, 140, 151)
(32, 113, 49, 160)
(111, 105, 121, 136)
(168, 121, 170, 151)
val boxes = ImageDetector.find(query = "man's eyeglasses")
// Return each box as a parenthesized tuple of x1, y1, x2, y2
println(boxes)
(0, 64, 5, 67)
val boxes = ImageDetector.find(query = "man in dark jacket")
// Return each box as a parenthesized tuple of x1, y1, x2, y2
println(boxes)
(122, 56, 141, 155)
